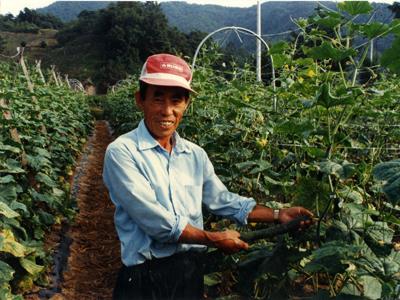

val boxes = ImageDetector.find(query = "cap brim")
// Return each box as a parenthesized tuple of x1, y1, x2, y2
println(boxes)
(140, 78, 196, 94)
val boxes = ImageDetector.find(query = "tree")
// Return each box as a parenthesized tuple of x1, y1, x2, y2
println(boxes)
(16, 8, 64, 29)
(55, 2, 206, 92)
(0, 35, 6, 52)
(388, 2, 400, 18)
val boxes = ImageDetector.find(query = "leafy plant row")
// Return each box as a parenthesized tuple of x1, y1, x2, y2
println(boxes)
(0, 60, 92, 299)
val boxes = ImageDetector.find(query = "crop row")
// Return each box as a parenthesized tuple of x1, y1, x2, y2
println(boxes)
(0, 60, 92, 298)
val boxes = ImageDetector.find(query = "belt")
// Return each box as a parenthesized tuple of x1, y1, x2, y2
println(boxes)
(125, 251, 204, 271)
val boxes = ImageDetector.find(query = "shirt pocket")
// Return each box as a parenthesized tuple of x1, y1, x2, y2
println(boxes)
(184, 185, 202, 219)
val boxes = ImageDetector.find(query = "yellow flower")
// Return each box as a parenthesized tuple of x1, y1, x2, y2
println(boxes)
(307, 69, 316, 78)
(298, 77, 304, 84)
(256, 138, 268, 149)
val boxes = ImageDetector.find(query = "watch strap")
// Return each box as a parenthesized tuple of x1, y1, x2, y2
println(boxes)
(273, 209, 280, 223)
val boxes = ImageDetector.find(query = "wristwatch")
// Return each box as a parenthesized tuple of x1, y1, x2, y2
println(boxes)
(273, 209, 280, 223)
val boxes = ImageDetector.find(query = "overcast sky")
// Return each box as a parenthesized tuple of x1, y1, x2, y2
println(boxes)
(0, 0, 395, 16)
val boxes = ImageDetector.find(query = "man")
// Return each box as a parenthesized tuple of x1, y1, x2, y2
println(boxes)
(103, 53, 313, 300)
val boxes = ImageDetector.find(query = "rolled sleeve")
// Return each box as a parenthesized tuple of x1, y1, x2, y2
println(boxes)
(103, 145, 185, 243)
(233, 198, 256, 225)
(170, 214, 189, 242)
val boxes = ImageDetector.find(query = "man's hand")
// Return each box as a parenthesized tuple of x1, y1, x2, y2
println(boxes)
(278, 207, 313, 229)
(205, 230, 249, 254)
(178, 224, 248, 254)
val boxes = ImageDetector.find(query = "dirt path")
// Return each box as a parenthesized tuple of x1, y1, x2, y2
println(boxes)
(60, 120, 120, 299)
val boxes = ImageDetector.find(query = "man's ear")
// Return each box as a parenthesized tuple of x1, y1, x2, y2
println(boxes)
(184, 98, 191, 112)
(135, 91, 143, 110)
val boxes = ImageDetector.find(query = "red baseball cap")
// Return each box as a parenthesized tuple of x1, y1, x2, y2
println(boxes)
(139, 53, 195, 93)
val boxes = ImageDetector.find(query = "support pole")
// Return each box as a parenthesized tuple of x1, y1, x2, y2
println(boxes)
(369, 40, 374, 63)
(256, 0, 262, 82)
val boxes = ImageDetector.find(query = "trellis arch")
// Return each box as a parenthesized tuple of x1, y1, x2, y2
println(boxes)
(191, 26, 277, 110)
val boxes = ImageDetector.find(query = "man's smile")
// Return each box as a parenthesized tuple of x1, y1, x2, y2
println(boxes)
(158, 120, 175, 128)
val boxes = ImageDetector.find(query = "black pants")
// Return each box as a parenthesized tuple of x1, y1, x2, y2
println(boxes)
(113, 252, 204, 300)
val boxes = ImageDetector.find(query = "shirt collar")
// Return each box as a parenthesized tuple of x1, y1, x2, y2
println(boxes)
(173, 131, 192, 154)
(137, 119, 191, 153)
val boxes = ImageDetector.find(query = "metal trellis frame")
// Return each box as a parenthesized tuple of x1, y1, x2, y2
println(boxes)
(68, 79, 85, 92)
(191, 26, 278, 111)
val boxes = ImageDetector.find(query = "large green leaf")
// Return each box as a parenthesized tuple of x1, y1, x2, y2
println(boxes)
(360, 275, 382, 300)
(337, 186, 364, 204)
(304, 241, 362, 274)
(315, 14, 342, 29)
(341, 203, 375, 229)
(19, 257, 44, 276)
(204, 273, 221, 287)
(383, 250, 400, 276)
(35, 172, 57, 188)
(337, 1, 373, 15)
(0, 185, 17, 203)
(0, 144, 21, 154)
(0, 159, 25, 174)
(27, 154, 51, 171)
(359, 22, 389, 39)
(9, 201, 28, 215)
(373, 159, 400, 204)
(388, 19, 400, 35)
(2, 217, 28, 241)
(271, 54, 291, 68)
(310, 10, 343, 29)
(235, 160, 272, 174)
(0, 176, 15, 184)
(0, 261, 14, 284)
(0, 201, 19, 218)
(366, 222, 394, 244)
(276, 119, 315, 138)
(314, 83, 355, 109)
(305, 42, 357, 62)
(381, 37, 400, 75)
(316, 160, 356, 179)
(373, 159, 400, 181)
(269, 41, 290, 55)
(0, 230, 26, 257)
(38, 209, 54, 225)
(30, 190, 60, 206)
(338, 282, 363, 298)
(33, 147, 51, 159)
(0, 285, 23, 300)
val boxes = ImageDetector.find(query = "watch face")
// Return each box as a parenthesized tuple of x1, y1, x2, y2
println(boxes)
(273, 209, 280, 221)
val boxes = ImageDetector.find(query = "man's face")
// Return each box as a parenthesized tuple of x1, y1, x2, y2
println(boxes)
(135, 85, 189, 143)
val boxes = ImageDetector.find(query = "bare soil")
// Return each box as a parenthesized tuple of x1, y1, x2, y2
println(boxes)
(37, 120, 120, 300)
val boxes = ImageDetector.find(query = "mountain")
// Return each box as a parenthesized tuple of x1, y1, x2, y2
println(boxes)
(37, 1, 111, 22)
(37, 1, 394, 39)
(162, 1, 323, 35)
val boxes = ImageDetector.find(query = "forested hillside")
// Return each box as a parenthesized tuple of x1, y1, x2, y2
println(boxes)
(38, 1, 394, 38)
(37, 1, 111, 22)
(36, 1, 396, 53)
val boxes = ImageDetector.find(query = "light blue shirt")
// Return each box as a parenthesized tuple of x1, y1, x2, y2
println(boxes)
(103, 120, 256, 267)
